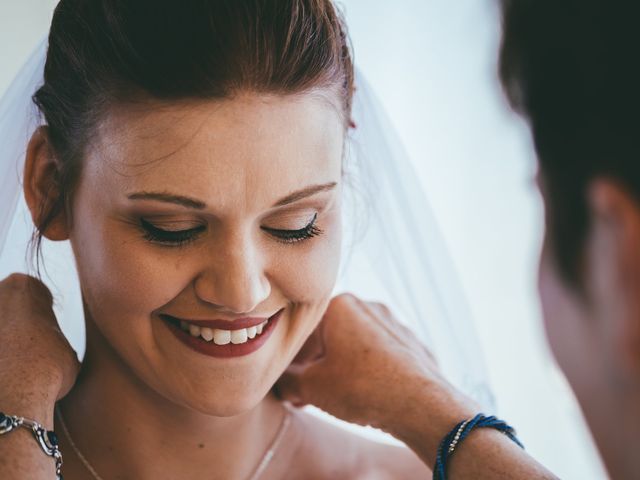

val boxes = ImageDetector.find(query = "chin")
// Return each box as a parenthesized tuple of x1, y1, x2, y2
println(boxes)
(172, 380, 274, 418)
(190, 396, 267, 418)
(205, 401, 263, 418)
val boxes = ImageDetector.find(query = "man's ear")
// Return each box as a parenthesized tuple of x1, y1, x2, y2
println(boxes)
(23, 127, 69, 241)
(587, 179, 640, 379)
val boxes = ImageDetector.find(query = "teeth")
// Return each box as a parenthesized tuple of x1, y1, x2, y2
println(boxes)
(213, 329, 231, 345)
(179, 319, 271, 344)
(256, 321, 267, 335)
(247, 326, 257, 339)
(231, 329, 249, 344)
(189, 325, 201, 337)
(200, 327, 214, 342)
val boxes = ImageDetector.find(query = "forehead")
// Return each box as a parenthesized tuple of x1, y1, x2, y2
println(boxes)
(84, 93, 345, 213)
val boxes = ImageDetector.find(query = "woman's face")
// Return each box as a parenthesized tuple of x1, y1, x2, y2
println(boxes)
(68, 92, 345, 415)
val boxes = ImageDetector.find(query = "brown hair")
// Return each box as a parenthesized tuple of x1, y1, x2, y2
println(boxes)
(500, 0, 640, 286)
(31, 0, 354, 264)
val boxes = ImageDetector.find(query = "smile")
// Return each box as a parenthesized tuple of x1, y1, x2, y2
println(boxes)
(160, 310, 284, 358)
(179, 319, 269, 345)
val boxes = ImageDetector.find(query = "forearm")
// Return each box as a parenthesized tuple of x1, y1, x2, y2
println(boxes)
(0, 428, 57, 479)
(385, 377, 558, 479)
(0, 372, 59, 479)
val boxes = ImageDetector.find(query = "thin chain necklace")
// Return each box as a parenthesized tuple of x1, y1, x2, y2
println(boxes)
(55, 404, 291, 480)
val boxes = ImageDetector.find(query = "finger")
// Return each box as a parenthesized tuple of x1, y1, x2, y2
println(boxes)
(58, 363, 81, 400)
(291, 323, 326, 365)
(365, 301, 403, 326)
(21, 275, 55, 309)
(367, 302, 421, 342)
(321, 293, 366, 343)
(366, 301, 391, 318)
(274, 366, 308, 407)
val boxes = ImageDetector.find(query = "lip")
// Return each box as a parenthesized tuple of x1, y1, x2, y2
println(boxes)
(161, 309, 284, 358)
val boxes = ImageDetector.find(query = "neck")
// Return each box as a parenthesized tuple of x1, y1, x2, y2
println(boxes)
(58, 320, 287, 480)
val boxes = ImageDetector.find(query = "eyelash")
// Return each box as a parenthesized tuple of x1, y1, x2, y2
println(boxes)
(261, 213, 323, 244)
(140, 219, 205, 247)
(139, 214, 323, 247)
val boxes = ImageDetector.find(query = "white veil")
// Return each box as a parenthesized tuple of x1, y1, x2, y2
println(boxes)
(0, 38, 494, 424)
(339, 74, 493, 407)
(0, 38, 47, 255)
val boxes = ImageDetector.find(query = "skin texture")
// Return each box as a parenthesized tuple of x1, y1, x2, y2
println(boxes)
(2, 23, 637, 480)
(7, 88, 621, 480)
(276, 295, 556, 479)
(0, 274, 80, 478)
(537, 178, 640, 479)
(10, 92, 427, 480)
(0, 88, 586, 480)
(277, 175, 640, 479)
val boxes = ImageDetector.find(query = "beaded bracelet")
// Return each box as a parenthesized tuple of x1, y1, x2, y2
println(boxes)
(0, 410, 63, 479)
(433, 413, 523, 480)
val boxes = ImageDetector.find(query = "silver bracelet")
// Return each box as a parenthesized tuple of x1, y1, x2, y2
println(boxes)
(0, 410, 63, 479)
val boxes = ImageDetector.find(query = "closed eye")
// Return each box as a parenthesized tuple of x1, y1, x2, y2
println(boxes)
(140, 214, 323, 247)
(140, 218, 206, 246)
(261, 213, 323, 244)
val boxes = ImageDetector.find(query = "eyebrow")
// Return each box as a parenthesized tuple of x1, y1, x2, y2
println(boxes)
(272, 182, 337, 207)
(127, 192, 207, 209)
(126, 182, 337, 210)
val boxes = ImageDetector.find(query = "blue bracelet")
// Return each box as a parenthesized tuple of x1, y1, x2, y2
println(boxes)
(433, 413, 524, 480)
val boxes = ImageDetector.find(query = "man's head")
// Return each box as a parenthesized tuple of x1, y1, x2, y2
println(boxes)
(500, 0, 640, 475)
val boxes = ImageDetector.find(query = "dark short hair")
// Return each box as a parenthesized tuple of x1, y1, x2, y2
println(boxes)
(499, 0, 640, 285)
(31, 0, 354, 266)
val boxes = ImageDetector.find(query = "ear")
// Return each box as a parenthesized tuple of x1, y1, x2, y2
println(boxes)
(23, 127, 69, 241)
(587, 179, 640, 379)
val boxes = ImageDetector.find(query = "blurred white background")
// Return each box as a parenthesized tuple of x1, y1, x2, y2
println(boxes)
(0, 0, 607, 478)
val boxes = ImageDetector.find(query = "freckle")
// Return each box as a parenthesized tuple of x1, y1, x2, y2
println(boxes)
(198, 443, 205, 449)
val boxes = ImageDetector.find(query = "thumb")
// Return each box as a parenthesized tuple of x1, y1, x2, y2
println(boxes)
(274, 321, 327, 406)
(292, 323, 326, 364)
(274, 362, 313, 407)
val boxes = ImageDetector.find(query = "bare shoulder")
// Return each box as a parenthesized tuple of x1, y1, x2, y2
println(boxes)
(283, 407, 430, 480)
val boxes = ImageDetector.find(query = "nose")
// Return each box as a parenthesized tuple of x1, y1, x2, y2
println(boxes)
(194, 236, 271, 315)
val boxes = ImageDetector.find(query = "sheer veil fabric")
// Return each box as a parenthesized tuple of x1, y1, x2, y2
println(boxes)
(0, 38, 46, 255)
(0, 38, 493, 439)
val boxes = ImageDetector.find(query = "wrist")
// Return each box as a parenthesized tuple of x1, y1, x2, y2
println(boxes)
(0, 370, 60, 429)
(382, 375, 479, 467)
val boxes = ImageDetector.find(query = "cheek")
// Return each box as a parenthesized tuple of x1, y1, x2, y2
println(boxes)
(538, 247, 595, 395)
(276, 235, 341, 304)
(272, 204, 342, 303)
(538, 235, 574, 361)
(74, 206, 342, 324)
(70, 214, 191, 336)
(538, 254, 567, 361)
(271, 212, 342, 349)
(68, 189, 343, 413)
